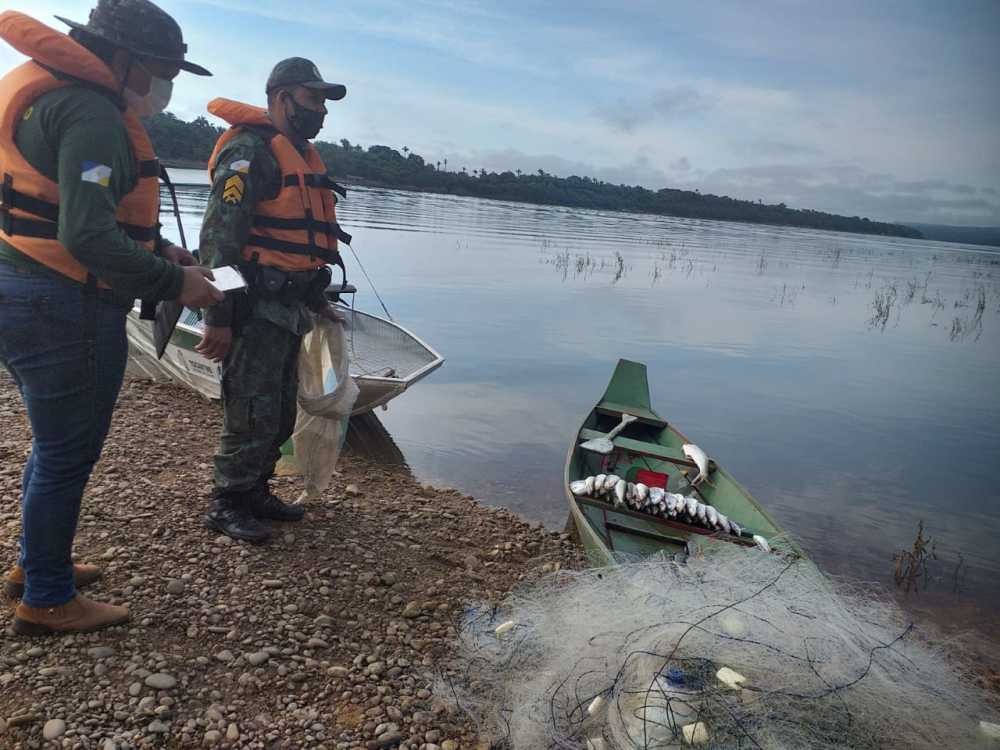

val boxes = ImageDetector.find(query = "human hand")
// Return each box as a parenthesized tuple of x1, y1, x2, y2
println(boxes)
(161, 243, 197, 267)
(178, 266, 224, 308)
(195, 325, 233, 362)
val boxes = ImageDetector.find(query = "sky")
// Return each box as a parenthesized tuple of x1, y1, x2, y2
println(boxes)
(3, 0, 999, 225)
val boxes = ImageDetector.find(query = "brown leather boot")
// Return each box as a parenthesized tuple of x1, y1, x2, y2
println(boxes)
(12, 595, 129, 636)
(4, 563, 103, 600)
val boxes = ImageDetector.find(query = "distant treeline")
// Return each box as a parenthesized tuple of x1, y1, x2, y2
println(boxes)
(905, 223, 1000, 248)
(148, 112, 922, 239)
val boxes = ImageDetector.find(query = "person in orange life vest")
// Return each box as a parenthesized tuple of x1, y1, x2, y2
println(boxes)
(197, 59, 350, 544)
(0, 0, 222, 635)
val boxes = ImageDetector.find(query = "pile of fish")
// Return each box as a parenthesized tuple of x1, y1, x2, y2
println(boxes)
(568, 474, 771, 552)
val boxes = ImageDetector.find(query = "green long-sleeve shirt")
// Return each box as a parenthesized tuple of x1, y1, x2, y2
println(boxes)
(199, 128, 311, 335)
(0, 85, 183, 305)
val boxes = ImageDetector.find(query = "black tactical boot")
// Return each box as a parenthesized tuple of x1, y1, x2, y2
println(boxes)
(204, 491, 272, 544)
(252, 482, 306, 522)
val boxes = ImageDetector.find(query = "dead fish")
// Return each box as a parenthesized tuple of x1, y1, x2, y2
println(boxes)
(614, 479, 627, 507)
(753, 534, 771, 553)
(682, 443, 710, 485)
(730, 521, 742, 537)
(626, 482, 637, 503)
(706, 505, 718, 528)
(696, 503, 708, 525)
(569, 480, 589, 495)
(594, 474, 607, 493)
(584, 476, 596, 495)
(716, 512, 730, 534)
(587, 695, 606, 716)
(668, 496, 682, 518)
(646, 487, 667, 513)
(604, 475, 621, 496)
(597, 477, 609, 499)
(685, 496, 699, 519)
(635, 483, 649, 503)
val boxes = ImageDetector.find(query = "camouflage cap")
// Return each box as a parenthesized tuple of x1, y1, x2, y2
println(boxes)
(266, 58, 346, 101)
(57, 0, 211, 76)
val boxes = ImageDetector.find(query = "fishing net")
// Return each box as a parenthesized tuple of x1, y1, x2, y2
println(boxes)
(289, 313, 359, 502)
(438, 540, 999, 749)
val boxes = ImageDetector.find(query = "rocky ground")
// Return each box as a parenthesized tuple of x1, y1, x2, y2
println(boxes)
(0, 374, 583, 749)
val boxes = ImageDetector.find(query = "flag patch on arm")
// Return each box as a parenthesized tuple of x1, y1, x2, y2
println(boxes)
(229, 159, 251, 174)
(81, 161, 112, 186)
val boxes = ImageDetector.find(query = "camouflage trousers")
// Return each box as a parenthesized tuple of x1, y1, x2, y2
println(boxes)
(213, 317, 301, 495)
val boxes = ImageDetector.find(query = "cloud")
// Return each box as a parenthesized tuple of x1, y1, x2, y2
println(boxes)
(444, 146, 1000, 225)
(594, 86, 710, 132)
(744, 138, 824, 159)
(190, 0, 559, 78)
(651, 87, 710, 118)
(686, 163, 1000, 224)
(4, 1, 997, 226)
(453, 147, 673, 190)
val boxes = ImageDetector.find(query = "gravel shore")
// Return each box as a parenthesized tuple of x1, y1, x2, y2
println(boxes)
(0, 374, 582, 749)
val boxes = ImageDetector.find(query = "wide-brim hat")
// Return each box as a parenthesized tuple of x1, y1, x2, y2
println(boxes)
(57, 0, 211, 76)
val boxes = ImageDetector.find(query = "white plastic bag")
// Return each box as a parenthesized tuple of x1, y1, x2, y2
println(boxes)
(291, 313, 359, 502)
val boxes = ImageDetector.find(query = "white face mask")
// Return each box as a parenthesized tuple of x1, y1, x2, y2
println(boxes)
(125, 76, 173, 118)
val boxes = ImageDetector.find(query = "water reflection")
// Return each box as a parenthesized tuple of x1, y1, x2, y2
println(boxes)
(343, 411, 407, 468)
(159, 180, 1000, 638)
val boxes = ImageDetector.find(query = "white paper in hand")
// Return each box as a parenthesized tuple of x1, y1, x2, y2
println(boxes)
(207, 265, 247, 293)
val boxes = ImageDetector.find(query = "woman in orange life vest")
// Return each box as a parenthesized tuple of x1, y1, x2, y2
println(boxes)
(0, 1, 220, 636)
(196, 58, 350, 545)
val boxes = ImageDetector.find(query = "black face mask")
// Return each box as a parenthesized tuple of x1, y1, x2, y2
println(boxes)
(284, 94, 325, 140)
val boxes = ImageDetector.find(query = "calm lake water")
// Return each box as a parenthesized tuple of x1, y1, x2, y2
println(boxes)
(164, 170, 1000, 639)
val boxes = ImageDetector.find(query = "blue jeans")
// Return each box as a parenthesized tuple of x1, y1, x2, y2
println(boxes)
(0, 261, 128, 607)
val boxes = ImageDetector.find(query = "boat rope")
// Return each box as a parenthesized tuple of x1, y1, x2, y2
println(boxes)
(344, 240, 393, 322)
(159, 167, 188, 250)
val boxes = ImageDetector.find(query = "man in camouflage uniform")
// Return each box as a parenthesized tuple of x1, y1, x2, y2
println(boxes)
(196, 59, 347, 543)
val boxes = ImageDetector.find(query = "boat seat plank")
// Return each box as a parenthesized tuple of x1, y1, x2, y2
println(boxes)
(578, 429, 696, 467)
(595, 401, 667, 428)
(325, 283, 358, 296)
(573, 494, 754, 547)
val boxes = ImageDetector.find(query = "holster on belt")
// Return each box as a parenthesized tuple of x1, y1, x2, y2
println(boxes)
(249, 265, 330, 311)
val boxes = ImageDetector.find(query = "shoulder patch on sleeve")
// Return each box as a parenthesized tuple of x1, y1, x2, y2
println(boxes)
(81, 161, 112, 187)
(222, 174, 245, 204)
(229, 159, 251, 174)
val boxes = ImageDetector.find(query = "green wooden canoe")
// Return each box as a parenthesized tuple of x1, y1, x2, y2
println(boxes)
(564, 359, 799, 564)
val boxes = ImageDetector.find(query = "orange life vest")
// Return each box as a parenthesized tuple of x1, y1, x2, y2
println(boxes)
(206, 97, 349, 273)
(0, 11, 160, 286)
